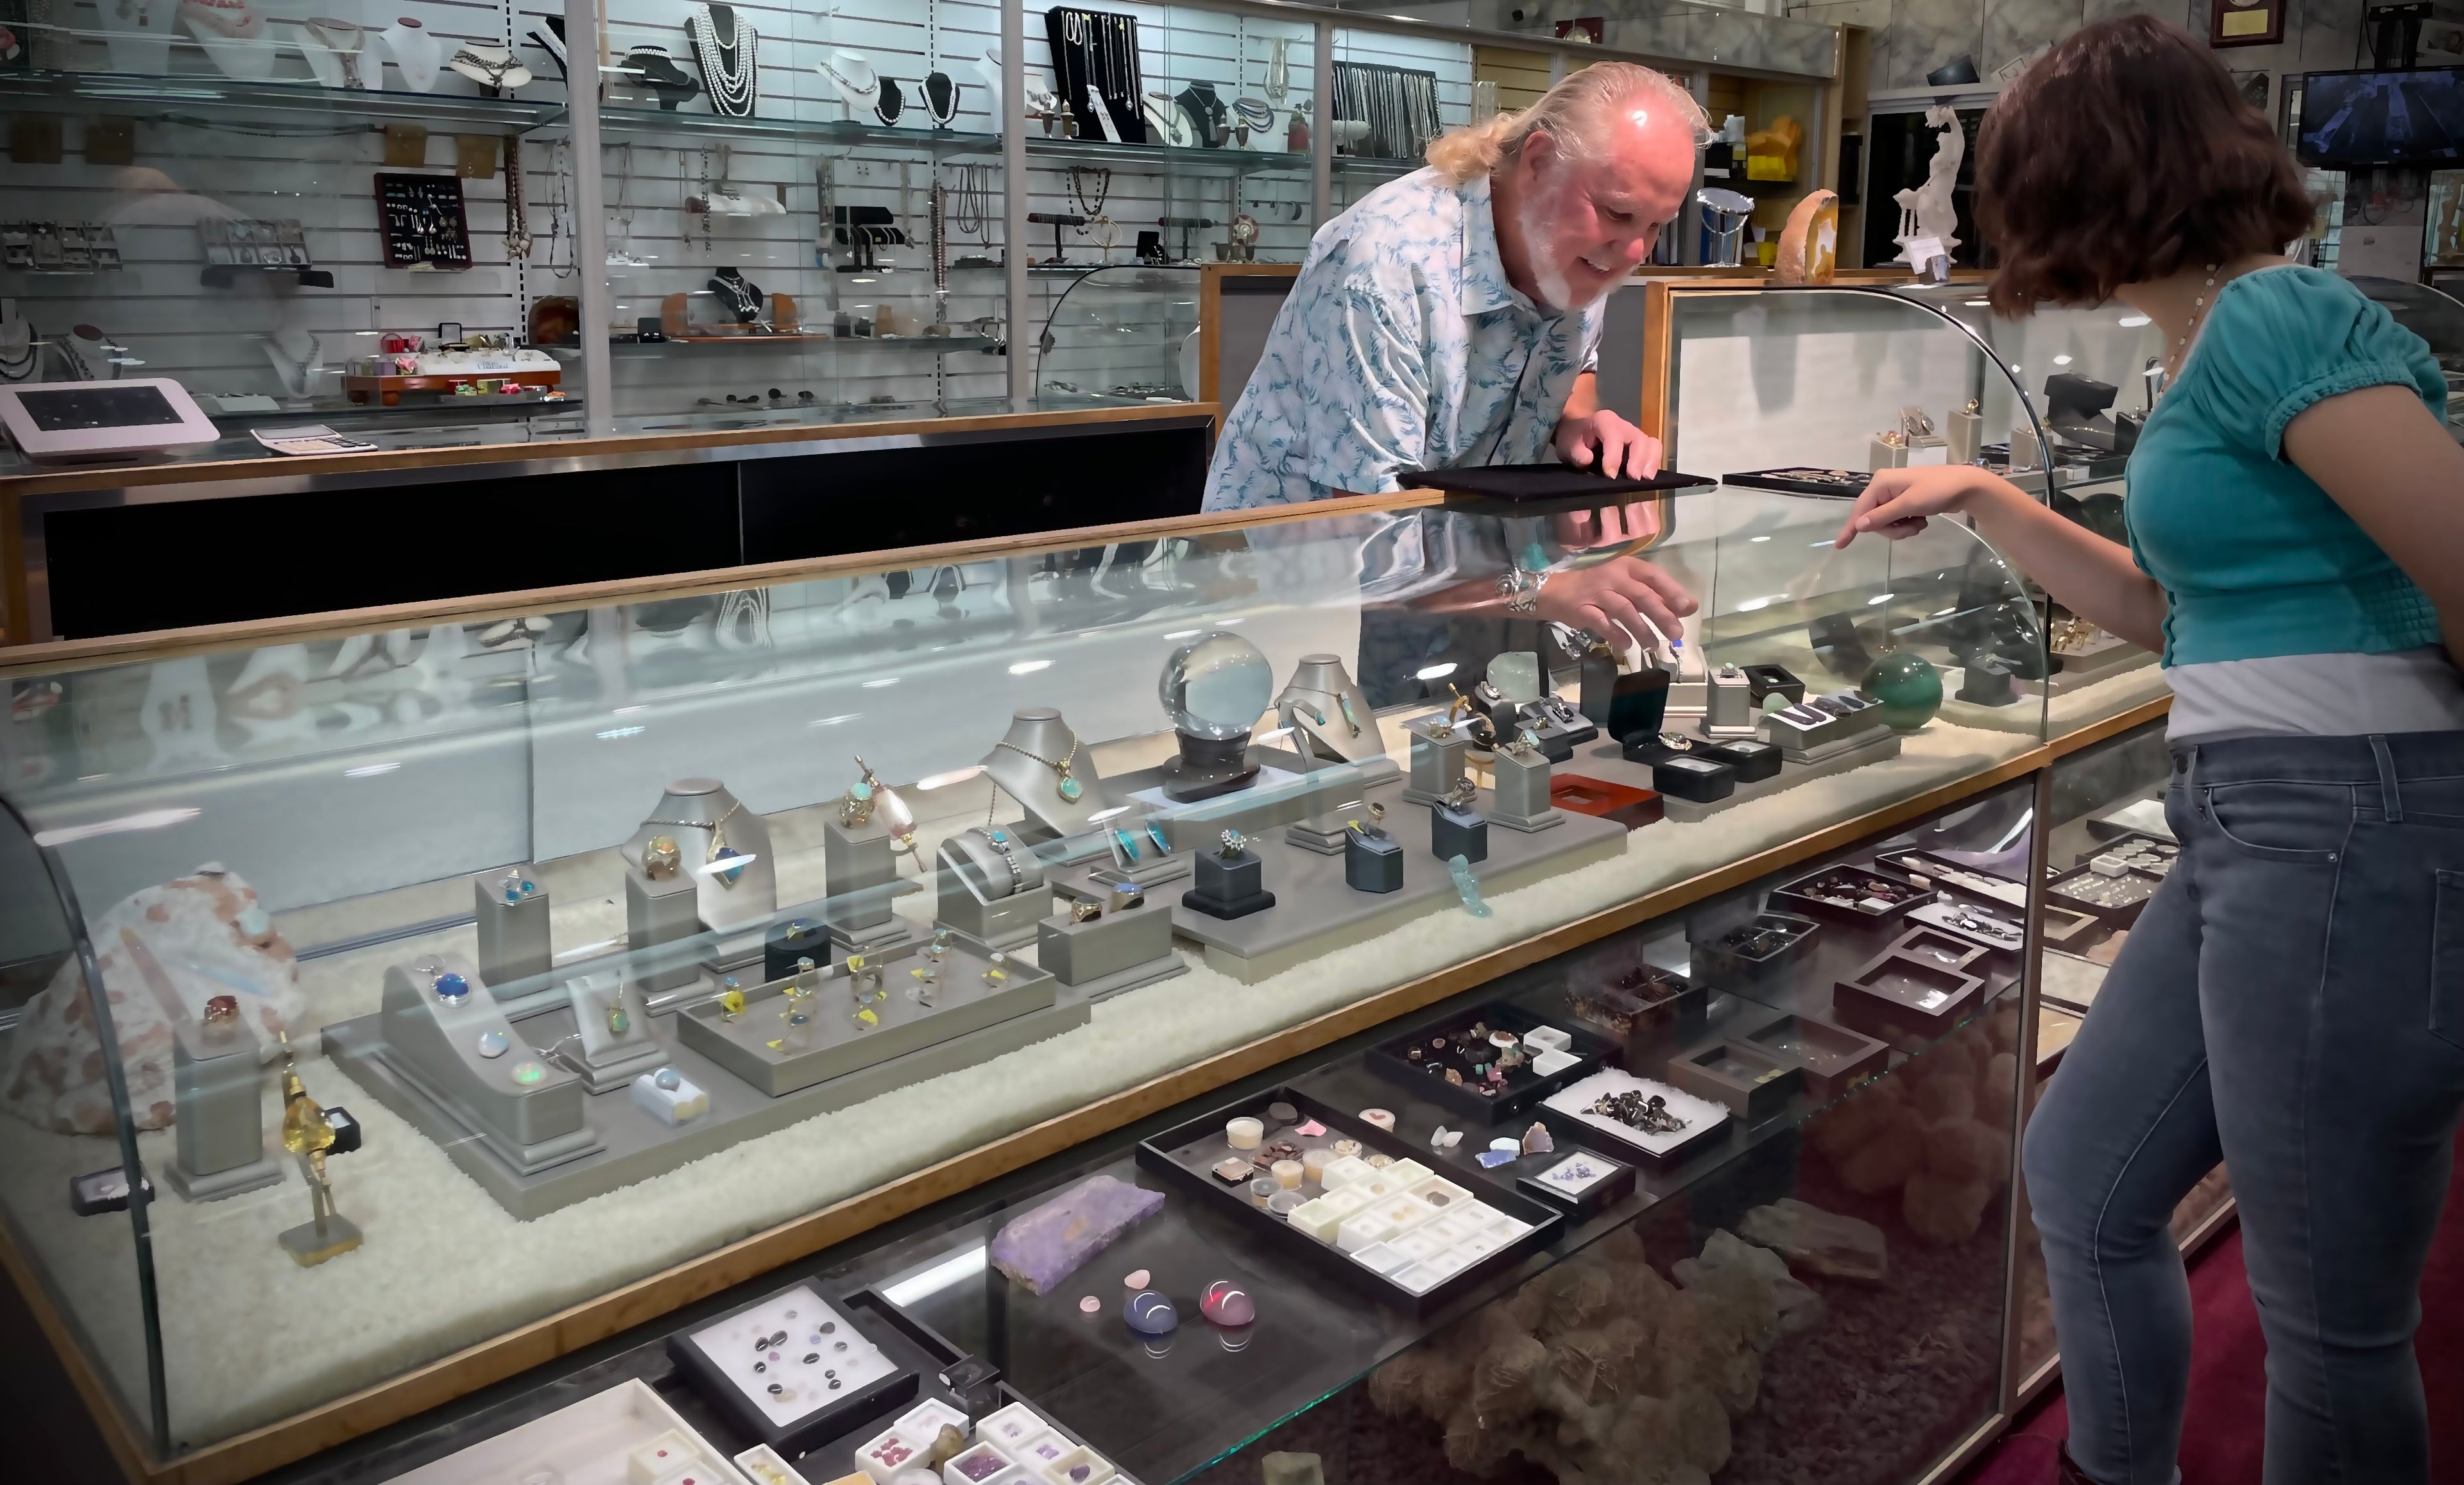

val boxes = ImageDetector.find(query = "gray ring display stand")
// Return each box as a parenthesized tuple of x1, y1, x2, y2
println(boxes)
(1569, 725, 1901, 826)
(325, 939, 1092, 1220)
(1167, 774, 1627, 983)
(1034, 885, 1187, 999)
(167, 1017, 281, 1201)
(935, 826, 1054, 949)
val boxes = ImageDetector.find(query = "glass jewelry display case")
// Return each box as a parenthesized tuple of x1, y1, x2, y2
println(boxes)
(0, 467, 2078, 1481)
(1646, 279, 2171, 738)
(273, 765, 2047, 1485)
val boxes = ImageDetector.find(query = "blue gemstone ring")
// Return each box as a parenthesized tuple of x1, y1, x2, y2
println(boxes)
(432, 970, 469, 1005)
(1145, 822, 1170, 854)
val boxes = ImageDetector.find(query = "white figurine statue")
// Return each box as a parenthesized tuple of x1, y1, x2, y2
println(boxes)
(1894, 105, 1964, 268)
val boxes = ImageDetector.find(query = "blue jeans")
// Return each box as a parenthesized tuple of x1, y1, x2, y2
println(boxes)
(2022, 731, 2464, 1485)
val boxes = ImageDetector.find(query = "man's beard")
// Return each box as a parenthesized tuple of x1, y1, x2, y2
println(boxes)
(1517, 191, 1614, 314)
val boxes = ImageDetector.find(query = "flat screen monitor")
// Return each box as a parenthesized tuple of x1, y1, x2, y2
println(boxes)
(2298, 68, 2464, 165)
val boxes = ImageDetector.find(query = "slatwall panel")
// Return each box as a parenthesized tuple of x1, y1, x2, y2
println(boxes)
(1, 1, 570, 400)
(0, 3, 1480, 420)
(1016, 4, 1315, 399)
(1328, 24, 1471, 214)
(593, 0, 1010, 414)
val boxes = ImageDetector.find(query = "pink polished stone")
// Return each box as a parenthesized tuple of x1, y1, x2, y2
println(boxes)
(1124, 1268, 1151, 1289)
(1078, 1295, 1100, 1314)
(1200, 1280, 1256, 1327)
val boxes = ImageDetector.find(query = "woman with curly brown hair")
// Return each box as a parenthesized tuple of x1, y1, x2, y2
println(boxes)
(1833, 17, 2464, 1484)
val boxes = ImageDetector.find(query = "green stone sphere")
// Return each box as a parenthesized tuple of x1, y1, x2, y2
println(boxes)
(1861, 652, 1944, 731)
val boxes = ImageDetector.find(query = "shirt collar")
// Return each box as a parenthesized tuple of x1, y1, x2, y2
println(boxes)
(1457, 174, 1530, 317)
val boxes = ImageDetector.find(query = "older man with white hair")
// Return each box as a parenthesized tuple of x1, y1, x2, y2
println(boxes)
(1207, 61, 1707, 670)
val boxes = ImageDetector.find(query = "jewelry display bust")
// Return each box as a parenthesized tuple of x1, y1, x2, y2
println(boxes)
(298, 17, 366, 89)
(448, 43, 531, 96)
(688, 3, 758, 119)
(708, 267, 766, 323)
(381, 15, 442, 93)
(182, 0, 276, 80)
(1276, 652, 1389, 767)
(623, 777, 776, 933)
(819, 49, 879, 120)
(982, 708, 1114, 834)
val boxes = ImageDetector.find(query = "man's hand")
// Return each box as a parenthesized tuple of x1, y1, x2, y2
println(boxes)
(1534, 558, 1698, 655)
(1553, 409, 1663, 480)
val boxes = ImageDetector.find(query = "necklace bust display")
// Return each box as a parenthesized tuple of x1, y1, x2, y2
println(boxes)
(448, 43, 530, 96)
(708, 267, 765, 323)
(380, 15, 441, 93)
(688, 3, 758, 119)
(819, 49, 878, 119)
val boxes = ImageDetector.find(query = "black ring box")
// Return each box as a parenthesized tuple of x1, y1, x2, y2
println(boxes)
(1652, 754, 1736, 803)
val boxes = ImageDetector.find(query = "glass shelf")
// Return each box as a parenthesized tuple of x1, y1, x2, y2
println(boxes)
(1025, 135, 1312, 176)
(0, 67, 571, 133)
(597, 105, 1001, 157)
(599, 334, 1000, 355)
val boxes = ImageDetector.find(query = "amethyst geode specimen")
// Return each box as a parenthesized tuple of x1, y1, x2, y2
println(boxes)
(988, 1175, 1165, 1295)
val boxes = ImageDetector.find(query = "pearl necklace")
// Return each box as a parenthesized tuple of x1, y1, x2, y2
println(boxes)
(690, 4, 758, 119)
(2162, 262, 2221, 391)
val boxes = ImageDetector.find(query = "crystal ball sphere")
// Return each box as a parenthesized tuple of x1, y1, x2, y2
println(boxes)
(1861, 651, 1944, 731)
(1158, 631, 1274, 742)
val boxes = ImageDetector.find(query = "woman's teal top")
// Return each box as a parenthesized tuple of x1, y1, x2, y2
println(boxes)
(2125, 265, 2447, 666)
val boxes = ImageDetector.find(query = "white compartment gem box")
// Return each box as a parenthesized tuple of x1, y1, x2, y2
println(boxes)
(684, 1284, 900, 1430)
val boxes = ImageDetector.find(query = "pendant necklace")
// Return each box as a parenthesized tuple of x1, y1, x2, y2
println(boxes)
(2160, 263, 2221, 393)
(997, 733, 1086, 802)
(504, 133, 532, 260)
(644, 799, 748, 886)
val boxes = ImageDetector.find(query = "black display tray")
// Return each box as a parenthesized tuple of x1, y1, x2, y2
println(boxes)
(2046, 861, 2160, 928)
(1134, 1085, 1562, 1318)
(1365, 1001, 1616, 1124)
(1401, 462, 1717, 508)
(666, 1280, 920, 1458)
(1769, 858, 1937, 928)
(1563, 963, 1707, 1050)
(1906, 898, 2028, 958)
(1516, 1147, 1636, 1216)
(1724, 466, 1872, 498)
(1876, 848, 2029, 910)
(1691, 911, 1822, 989)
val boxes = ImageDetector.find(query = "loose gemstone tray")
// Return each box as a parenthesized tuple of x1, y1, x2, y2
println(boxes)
(1134, 1085, 1562, 1317)
(667, 1280, 918, 1455)
(1364, 1001, 1615, 1123)
(1770, 858, 1938, 928)
(1541, 1067, 1731, 1166)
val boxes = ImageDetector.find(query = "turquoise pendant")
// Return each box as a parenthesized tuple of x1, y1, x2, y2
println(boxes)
(712, 844, 748, 887)
(1339, 695, 1363, 736)
(1057, 774, 1083, 802)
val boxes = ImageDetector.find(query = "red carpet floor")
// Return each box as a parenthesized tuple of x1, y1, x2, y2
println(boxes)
(1961, 1131, 2464, 1484)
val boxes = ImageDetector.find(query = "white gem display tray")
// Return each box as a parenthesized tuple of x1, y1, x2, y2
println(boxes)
(683, 1284, 902, 1431)
(380, 1376, 751, 1484)
(1542, 1068, 1731, 1164)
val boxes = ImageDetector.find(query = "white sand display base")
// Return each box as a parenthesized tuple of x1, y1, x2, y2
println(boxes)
(0, 720, 2037, 1453)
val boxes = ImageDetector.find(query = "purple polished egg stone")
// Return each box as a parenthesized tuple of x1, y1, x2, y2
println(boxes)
(1123, 1291, 1178, 1335)
(1199, 1280, 1255, 1327)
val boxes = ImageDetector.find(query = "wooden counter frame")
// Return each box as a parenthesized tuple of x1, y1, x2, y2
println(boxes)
(4, 690, 2173, 1485)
